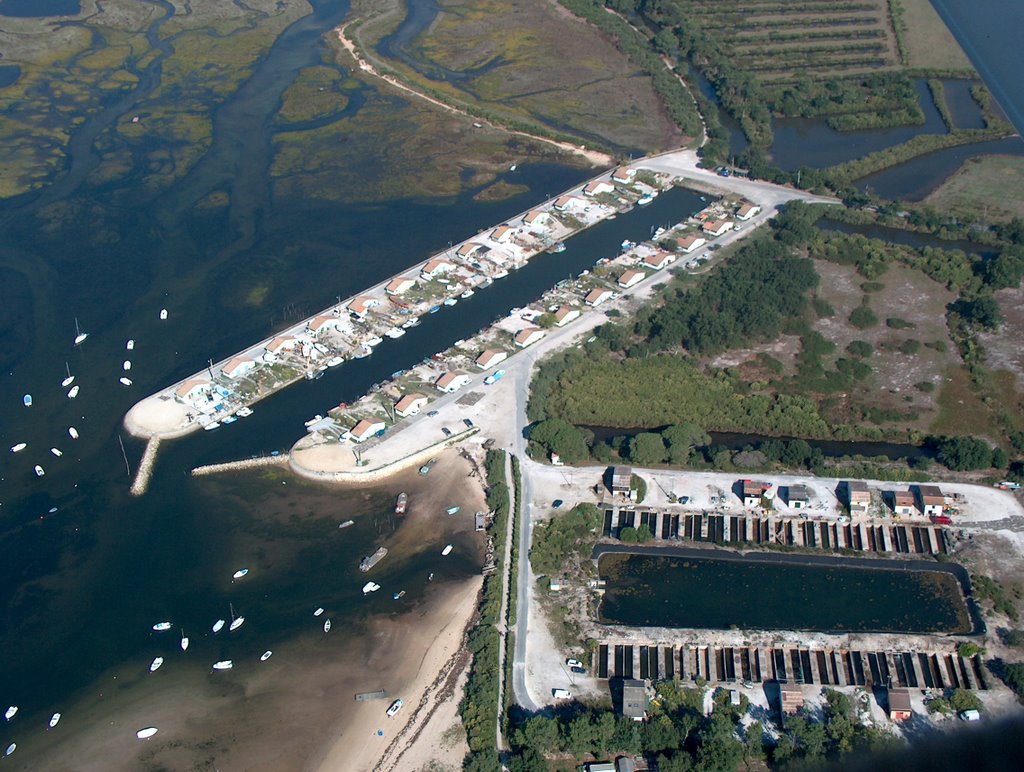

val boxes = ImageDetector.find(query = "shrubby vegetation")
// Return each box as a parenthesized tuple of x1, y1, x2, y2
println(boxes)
(530, 503, 602, 577)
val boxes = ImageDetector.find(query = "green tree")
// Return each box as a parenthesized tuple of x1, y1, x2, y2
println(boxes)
(564, 714, 597, 756)
(743, 720, 765, 764)
(594, 711, 617, 756)
(849, 304, 879, 329)
(529, 418, 589, 463)
(1002, 662, 1024, 702)
(537, 312, 556, 329)
(507, 748, 547, 772)
(696, 711, 744, 772)
(620, 526, 638, 543)
(642, 715, 680, 754)
(954, 295, 1003, 330)
(949, 688, 983, 714)
(636, 524, 653, 543)
(515, 716, 560, 754)
(663, 422, 710, 464)
(628, 432, 667, 465)
(935, 436, 994, 471)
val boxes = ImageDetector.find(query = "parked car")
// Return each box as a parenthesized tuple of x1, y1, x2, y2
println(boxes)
(427, 410, 439, 417)
(552, 689, 571, 699)
(441, 427, 452, 437)
(552, 499, 564, 509)
(386, 699, 403, 717)
(463, 418, 474, 428)
(566, 658, 583, 668)
(570, 666, 587, 675)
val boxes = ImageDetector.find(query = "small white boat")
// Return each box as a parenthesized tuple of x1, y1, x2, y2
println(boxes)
(303, 414, 323, 428)
(384, 327, 405, 339)
(212, 660, 233, 671)
(232, 568, 249, 580)
(152, 622, 172, 631)
(62, 362, 75, 388)
(365, 336, 383, 348)
(10, 443, 26, 453)
(221, 415, 236, 424)
(74, 318, 88, 346)
(50, 448, 62, 457)
(120, 377, 133, 386)
(362, 582, 380, 595)
(441, 544, 453, 556)
(123, 360, 132, 371)
(149, 657, 164, 672)
(323, 619, 332, 633)
(229, 603, 244, 631)
(34, 465, 45, 477)
(23, 394, 32, 407)
(67, 385, 79, 399)
(510, 163, 517, 172)
(461, 289, 475, 299)
(136, 727, 158, 740)
(68, 427, 79, 439)
(48, 713, 61, 729)
(4, 743, 15, 757)
(401, 317, 420, 329)
(4, 706, 17, 721)
(443, 297, 457, 306)
(126, 339, 135, 351)
(203, 421, 220, 431)
(260, 650, 273, 662)
(338, 520, 354, 529)
(326, 355, 344, 367)
(313, 607, 324, 617)
(180, 630, 189, 651)
(212, 619, 225, 633)
(236, 406, 253, 417)
(159, 309, 168, 320)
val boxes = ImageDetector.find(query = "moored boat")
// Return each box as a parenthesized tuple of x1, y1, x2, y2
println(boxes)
(136, 727, 158, 740)
(62, 362, 75, 388)
(359, 547, 388, 572)
(236, 406, 253, 417)
(229, 604, 244, 631)
(212, 660, 233, 671)
(361, 582, 380, 595)
(212, 619, 225, 633)
(446, 506, 460, 515)
(23, 394, 32, 407)
(203, 421, 221, 431)
(313, 607, 324, 617)
(550, 242, 566, 253)
(326, 355, 344, 367)
(443, 297, 457, 306)
(152, 622, 172, 631)
(395, 492, 408, 515)
(180, 630, 189, 651)
(68, 427, 79, 439)
(159, 309, 168, 320)
(338, 519, 354, 529)
(119, 377, 133, 387)
(460, 289, 475, 299)
(10, 443, 26, 453)
(441, 544, 453, 556)
(48, 713, 61, 729)
(392, 590, 405, 600)
(123, 360, 132, 371)
(4, 706, 17, 721)
(73, 318, 88, 346)
(323, 619, 332, 633)
(232, 568, 248, 579)
(261, 650, 273, 661)
(34, 465, 45, 477)
(50, 447, 62, 457)
(418, 459, 436, 476)
(126, 339, 135, 351)
(149, 657, 164, 672)
(221, 415, 236, 424)
(385, 327, 405, 338)
(4, 743, 15, 757)
(67, 385, 79, 399)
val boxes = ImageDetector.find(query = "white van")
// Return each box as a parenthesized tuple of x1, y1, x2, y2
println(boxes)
(552, 688, 570, 700)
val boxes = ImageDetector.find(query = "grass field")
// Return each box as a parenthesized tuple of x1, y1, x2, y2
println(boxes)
(922, 155, 1024, 222)
(351, 0, 685, 153)
(897, 0, 974, 71)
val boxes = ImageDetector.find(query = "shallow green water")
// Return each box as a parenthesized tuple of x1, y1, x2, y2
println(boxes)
(599, 553, 971, 634)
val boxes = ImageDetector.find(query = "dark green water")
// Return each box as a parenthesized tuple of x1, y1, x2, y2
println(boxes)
(599, 553, 971, 634)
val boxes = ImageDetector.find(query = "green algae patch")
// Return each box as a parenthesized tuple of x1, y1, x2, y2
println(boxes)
(472, 180, 529, 203)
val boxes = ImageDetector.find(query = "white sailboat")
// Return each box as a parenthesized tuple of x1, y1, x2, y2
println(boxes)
(4, 743, 14, 757)
(212, 619, 225, 634)
(73, 318, 88, 346)
(136, 727, 158, 740)
(180, 629, 189, 651)
(61, 362, 75, 388)
(67, 385, 79, 399)
(228, 603, 244, 631)
(68, 427, 79, 439)
(48, 713, 61, 729)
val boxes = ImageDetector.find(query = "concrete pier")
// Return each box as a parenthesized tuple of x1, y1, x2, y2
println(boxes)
(129, 436, 161, 496)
